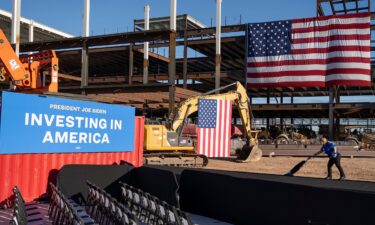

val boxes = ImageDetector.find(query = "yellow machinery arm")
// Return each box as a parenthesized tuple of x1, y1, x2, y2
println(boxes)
(170, 81, 258, 144)
(144, 82, 262, 166)
(0, 29, 58, 92)
(143, 81, 262, 166)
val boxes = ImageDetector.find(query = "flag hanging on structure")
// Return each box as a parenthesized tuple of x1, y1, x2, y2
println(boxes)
(196, 99, 232, 158)
(246, 12, 371, 87)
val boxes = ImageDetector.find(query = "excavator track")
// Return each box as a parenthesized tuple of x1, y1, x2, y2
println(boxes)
(143, 152, 209, 167)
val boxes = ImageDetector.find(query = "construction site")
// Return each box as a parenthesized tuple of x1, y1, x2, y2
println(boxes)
(0, 0, 374, 224)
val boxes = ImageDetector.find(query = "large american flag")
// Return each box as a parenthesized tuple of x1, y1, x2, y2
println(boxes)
(246, 13, 371, 87)
(196, 99, 232, 158)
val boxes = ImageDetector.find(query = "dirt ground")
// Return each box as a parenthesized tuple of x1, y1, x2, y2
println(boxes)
(205, 156, 375, 182)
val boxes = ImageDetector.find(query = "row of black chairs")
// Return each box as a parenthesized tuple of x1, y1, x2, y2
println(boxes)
(86, 181, 140, 225)
(119, 182, 193, 225)
(10, 186, 44, 225)
(49, 183, 97, 225)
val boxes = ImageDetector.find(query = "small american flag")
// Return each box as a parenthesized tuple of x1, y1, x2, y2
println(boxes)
(196, 99, 232, 158)
(246, 13, 371, 87)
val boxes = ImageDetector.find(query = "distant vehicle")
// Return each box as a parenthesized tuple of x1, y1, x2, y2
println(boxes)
(361, 133, 375, 150)
(344, 127, 375, 150)
(275, 125, 311, 148)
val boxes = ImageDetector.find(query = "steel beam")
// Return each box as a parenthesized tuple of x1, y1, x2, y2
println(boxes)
(342, 0, 347, 14)
(59, 73, 82, 81)
(19, 30, 172, 52)
(328, 0, 336, 14)
(249, 103, 375, 111)
(316, 0, 325, 16)
(356, 0, 359, 13)
(65, 71, 234, 84)
(60, 83, 171, 92)
(185, 24, 245, 37)
(334, 7, 369, 13)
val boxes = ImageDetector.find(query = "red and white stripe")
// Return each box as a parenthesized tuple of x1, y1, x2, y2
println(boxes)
(247, 12, 371, 88)
(196, 100, 232, 158)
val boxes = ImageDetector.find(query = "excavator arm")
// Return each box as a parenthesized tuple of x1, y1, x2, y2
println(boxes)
(170, 82, 262, 162)
(0, 29, 58, 92)
(144, 81, 262, 166)
(170, 82, 258, 143)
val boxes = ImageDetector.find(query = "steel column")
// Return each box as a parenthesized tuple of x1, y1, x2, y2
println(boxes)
(215, 0, 222, 91)
(266, 89, 270, 130)
(335, 86, 340, 104)
(291, 93, 294, 104)
(169, 32, 176, 115)
(129, 44, 134, 84)
(170, 0, 177, 31)
(11, 0, 21, 55)
(328, 87, 334, 140)
(290, 92, 294, 124)
(81, 0, 90, 94)
(182, 15, 188, 88)
(335, 114, 340, 141)
(28, 20, 34, 42)
(83, 0, 90, 37)
(169, 0, 177, 115)
(81, 41, 89, 91)
(143, 4, 150, 84)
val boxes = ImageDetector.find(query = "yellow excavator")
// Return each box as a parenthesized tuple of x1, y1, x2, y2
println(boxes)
(143, 81, 263, 166)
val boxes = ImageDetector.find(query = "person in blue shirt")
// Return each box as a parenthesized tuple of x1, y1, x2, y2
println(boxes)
(319, 137, 346, 180)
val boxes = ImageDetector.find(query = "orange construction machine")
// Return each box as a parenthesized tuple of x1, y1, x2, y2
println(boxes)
(0, 29, 58, 93)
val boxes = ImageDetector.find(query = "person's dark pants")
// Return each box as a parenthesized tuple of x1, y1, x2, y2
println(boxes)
(327, 153, 345, 178)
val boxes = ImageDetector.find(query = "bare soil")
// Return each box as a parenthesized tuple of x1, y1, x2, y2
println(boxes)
(205, 156, 375, 182)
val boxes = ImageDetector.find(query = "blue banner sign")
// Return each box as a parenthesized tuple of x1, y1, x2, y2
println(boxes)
(0, 92, 135, 154)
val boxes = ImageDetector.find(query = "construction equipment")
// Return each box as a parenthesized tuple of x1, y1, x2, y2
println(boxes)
(275, 125, 308, 148)
(0, 29, 58, 93)
(257, 127, 273, 144)
(361, 133, 375, 150)
(143, 82, 262, 166)
(343, 128, 375, 149)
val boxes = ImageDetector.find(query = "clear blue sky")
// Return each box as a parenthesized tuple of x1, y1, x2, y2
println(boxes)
(0, 0, 320, 36)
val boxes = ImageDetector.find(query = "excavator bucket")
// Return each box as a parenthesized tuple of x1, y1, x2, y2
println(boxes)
(236, 144, 262, 162)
